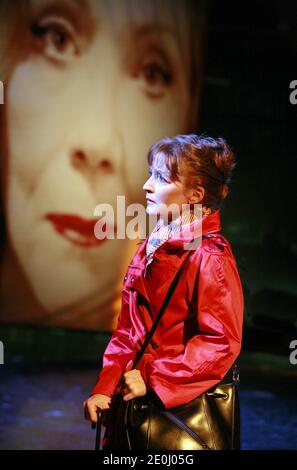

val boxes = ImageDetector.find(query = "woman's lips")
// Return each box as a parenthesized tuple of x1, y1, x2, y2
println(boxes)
(45, 213, 116, 247)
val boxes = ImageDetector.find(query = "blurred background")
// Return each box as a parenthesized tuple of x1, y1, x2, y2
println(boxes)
(0, 0, 297, 450)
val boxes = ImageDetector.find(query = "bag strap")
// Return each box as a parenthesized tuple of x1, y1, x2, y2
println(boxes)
(112, 247, 194, 395)
(132, 248, 193, 369)
(132, 233, 240, 384)
(114, 232, 239, 395)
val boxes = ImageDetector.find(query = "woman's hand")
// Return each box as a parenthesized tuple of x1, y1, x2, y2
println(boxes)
(122, 368, 147, 401)
(83, 394, 111, 423)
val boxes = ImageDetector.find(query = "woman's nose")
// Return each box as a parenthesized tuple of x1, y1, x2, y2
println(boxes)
(71, 148, 115, 174)
(143, 175, 154, 192)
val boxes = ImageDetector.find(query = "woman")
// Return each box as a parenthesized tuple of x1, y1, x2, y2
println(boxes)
(0, 0, 206, 331)
(84, 133, 244, 449)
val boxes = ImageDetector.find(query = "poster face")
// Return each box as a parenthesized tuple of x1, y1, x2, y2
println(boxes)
(0, 0, 205, 331)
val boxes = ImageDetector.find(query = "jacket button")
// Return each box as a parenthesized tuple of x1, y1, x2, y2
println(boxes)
(124, 275, 127, 280)
(152, 341, 158, 350)
(131, 277, 135, 282)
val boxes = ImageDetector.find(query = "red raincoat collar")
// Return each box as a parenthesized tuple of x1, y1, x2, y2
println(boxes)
(135, 209, 222, 259)
(166, 208, 222, 248)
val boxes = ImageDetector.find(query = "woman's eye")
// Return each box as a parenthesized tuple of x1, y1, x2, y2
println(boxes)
(148, 167, 169, 183)
(143, 62, 172, 85)
(139, 52, 174, 98)
(31, 16, 79, 63)
(155, 172, 169, 183)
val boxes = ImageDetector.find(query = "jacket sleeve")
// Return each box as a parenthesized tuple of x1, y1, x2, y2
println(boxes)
(91, 288, 137, 397)
(138, 249, 244, 409)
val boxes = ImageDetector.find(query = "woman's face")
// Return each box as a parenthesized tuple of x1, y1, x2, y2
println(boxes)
(4, 0, 198, 315)
(143, 154, 189, 222)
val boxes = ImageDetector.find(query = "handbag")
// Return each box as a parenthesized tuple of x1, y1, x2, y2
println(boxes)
(95, 238, 241, 450)
(124, 366, 240, 450)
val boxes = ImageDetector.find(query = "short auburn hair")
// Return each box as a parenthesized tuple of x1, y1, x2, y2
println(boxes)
(147, 134, 237, 209)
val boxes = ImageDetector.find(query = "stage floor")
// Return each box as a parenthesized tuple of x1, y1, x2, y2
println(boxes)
(0, 363, 297, 450)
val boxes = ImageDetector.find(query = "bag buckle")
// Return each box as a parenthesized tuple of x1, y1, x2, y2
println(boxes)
(133, 402, 149, 412)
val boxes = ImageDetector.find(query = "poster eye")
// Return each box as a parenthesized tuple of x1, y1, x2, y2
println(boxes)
(132, 47, 175, 98)
(31, 16, 79, 63)
(142, 61, 172, 86)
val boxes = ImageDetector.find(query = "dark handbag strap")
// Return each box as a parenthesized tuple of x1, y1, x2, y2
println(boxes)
(132, 236, 240, 382)
(132, 248, 194, 369)
(112, 247, 194, 395)
(114, 233, 239, 394)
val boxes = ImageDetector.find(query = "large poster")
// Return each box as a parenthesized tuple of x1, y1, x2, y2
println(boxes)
(0, 0, 206, 331)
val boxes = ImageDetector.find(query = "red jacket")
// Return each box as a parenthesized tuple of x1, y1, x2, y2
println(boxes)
(92, 209, 244, 409)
